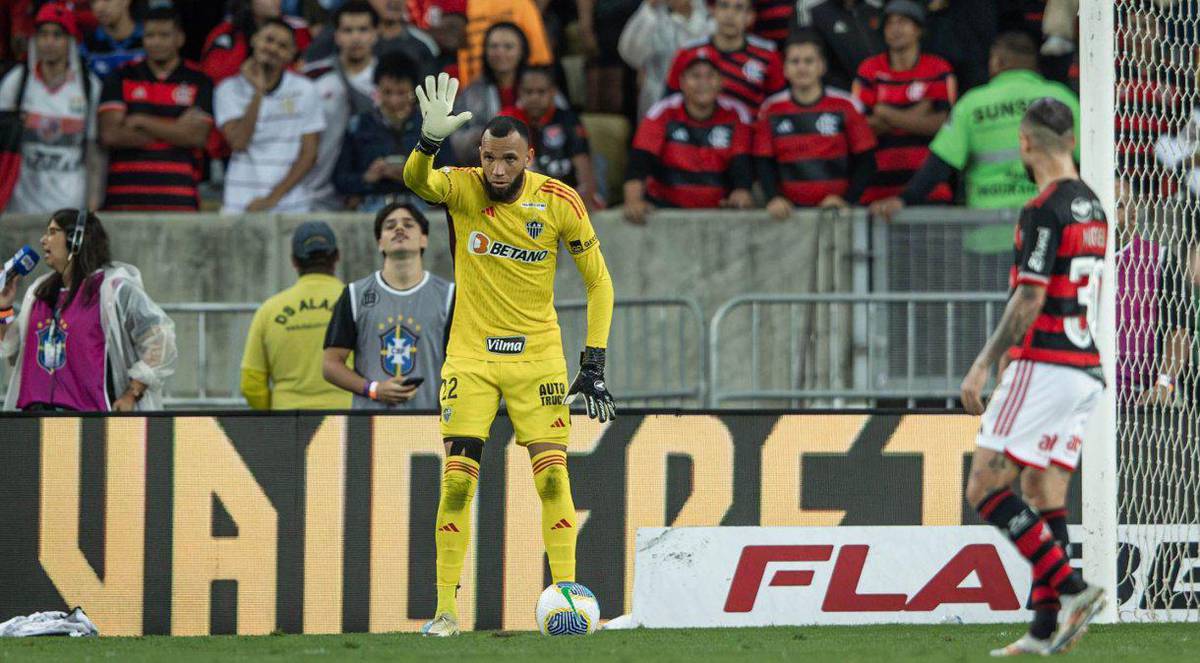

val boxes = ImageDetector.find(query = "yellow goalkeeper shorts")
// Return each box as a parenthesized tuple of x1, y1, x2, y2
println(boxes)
(438, 355, 571, 445)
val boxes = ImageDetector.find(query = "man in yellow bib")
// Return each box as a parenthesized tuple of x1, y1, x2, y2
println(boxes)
(404, 73, 616, 636)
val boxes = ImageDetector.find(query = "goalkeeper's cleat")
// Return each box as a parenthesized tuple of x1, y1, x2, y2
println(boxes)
(988, 633, 1050, 657)
(420, 613, 460, 637)
(1047, 585, 1106, 654)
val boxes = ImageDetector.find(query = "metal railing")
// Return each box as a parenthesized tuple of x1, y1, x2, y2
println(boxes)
(3, 293, 1016, 410)
(708, 293, 1009, 408)
(158, 297, 706, 409)
(161, 303, 259, 408)
(557, 297, 707, 407)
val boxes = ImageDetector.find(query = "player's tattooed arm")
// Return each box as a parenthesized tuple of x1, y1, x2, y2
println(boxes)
(974, 284, 1047, 370)
(961, 284, 1046, 415)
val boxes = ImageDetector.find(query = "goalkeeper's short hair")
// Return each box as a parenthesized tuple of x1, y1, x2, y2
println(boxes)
(484, 115, 531, 146)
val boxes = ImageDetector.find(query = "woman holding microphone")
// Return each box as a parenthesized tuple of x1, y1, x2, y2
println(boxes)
(0, 209, 177, 411)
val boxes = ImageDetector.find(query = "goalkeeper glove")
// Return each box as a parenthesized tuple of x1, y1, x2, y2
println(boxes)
(565, 347, 617, 422)
(414, 72, 473, 154)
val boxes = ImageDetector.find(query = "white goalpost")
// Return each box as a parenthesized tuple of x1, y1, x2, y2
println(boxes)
(1083, 0, 1200, 623)
(1079, 0, 1119, 625)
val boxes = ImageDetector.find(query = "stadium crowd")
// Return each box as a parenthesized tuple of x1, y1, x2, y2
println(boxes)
(1, 0, 1198, 412)
(0, 0, 1193, 222)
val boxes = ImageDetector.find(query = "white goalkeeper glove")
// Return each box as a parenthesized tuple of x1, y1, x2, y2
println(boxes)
(414, 72, 473, 154)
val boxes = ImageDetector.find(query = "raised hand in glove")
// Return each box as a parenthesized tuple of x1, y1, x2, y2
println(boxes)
(564, 346, 617, 422)
(414, 72, 473, 153)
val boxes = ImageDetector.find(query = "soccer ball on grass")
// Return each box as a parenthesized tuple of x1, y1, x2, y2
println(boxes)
(535, 582, 600, 635)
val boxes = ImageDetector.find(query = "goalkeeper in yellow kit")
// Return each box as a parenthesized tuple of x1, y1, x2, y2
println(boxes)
(404, 74, 616, 636)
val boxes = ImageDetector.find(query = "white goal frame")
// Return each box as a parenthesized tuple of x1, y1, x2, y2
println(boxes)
(1079, 0, 1118, 625)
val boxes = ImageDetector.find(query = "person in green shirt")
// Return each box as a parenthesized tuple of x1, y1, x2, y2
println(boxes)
(870, 30, 1079, 218)
(240, 221, 352, 410)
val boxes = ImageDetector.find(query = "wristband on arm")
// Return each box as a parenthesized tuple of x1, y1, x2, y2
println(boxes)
(363, 380, 379, 400)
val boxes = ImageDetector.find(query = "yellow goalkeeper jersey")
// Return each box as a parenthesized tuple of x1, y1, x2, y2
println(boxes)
(404, 151, 614, 361)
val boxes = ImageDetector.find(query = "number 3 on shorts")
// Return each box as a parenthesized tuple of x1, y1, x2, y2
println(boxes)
(1065, 256, 1102, 349)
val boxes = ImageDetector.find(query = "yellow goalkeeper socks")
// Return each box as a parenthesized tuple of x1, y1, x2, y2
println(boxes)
(434, 455, 479, 618)
(531, 449, 577, 582)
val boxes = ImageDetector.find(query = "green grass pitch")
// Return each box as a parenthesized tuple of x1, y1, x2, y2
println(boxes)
(0, 624, 1194, 662)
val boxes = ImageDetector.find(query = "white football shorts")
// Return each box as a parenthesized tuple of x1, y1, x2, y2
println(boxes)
(975, 359, 1103, 471)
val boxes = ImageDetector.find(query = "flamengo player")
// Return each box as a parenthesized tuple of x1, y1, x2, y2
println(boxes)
(403, 74, 616, 636)
(959, 98, 1107, 656)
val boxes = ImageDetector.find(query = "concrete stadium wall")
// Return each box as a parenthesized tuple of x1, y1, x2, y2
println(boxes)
(1, 209, 860, 406)
(1, 208, 860, 314)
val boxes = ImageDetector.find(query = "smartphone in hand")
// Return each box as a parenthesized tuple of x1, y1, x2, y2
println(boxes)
(402, 376, 425, 388)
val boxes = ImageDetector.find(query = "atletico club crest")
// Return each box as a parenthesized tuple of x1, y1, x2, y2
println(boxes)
(378, 315, 421, 376)
(526, 220, 544, 240)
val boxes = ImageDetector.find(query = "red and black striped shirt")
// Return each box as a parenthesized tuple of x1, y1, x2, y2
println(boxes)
(854, 52, 957, 203)
(752, 0, 796, 49)
(1115, 74, 1180, 183)
(1009, 179, 1107, 370)
(98, 60, 214, 211)
(630, 94, 754, 208)
(754, 88, 876, 205)
(666, 36, 786, 109)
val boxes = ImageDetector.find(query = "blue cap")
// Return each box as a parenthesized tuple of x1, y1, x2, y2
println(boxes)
(292, 221, 338, 259)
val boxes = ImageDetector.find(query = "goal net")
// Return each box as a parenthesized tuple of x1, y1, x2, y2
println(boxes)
(1104, 0, 1200, 622)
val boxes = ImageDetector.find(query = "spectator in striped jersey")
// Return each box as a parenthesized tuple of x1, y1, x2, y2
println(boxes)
(756, 36, 876, 219)
(97, 5, 214, 212)
(624, 50, 754, 224)
(853, 0, 957, 205)
(664, 0, 785, 109)
(751, 0, 797, 50)
(1116, 7, 1183, 193)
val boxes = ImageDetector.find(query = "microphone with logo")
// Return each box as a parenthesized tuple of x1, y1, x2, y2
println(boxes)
(0, 245, 40, 293)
